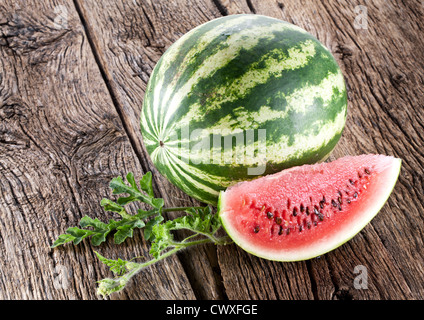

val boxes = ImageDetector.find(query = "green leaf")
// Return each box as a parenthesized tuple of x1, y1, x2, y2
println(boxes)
(139, 171, 154, 197)
(144, 214, 164, 241)
(126, 172, 139, 191)
(109, 176, 145, 201)
(79, 216, 106, 229)
(52, 215, 146, 247)
(169, 206, 221, 235)
(108, 172, 163, 209)
(97, 278, 127, 298)
(51, 233, 75, 248)
(100, 198, 124, 214)
(149, 222, 174, 259)
(78, 216, 114, 246)
(51, 171, 168, 248)
(151, 197, 164, 209)
(95, 251, 129, 276)
(66, 226, 95, 245)
(114, 219, 145, 244)
(136, 208, 158, 219)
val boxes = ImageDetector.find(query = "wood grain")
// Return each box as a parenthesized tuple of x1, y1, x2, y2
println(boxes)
(0, 0, 423, 300)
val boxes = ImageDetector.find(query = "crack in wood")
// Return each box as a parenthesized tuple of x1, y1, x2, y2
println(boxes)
(245, 0, 256, 14)
(212, 0, 229, 16)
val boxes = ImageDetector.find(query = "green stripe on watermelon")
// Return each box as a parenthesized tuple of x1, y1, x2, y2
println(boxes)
(152, 150, 222, 204)
(140, 14, 348, 205)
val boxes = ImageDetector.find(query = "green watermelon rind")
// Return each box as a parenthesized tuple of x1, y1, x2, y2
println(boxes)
(140, 14, 348, 205)
(218, 157, 402, 262)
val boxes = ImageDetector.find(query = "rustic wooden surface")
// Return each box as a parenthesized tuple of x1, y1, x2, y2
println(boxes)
(0, 0, 423, 300)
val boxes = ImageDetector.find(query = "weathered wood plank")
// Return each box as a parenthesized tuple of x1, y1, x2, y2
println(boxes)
(0, 0, 195, 300)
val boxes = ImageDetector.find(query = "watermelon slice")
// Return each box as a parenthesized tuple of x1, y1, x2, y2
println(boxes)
(218, 154, 401, 261)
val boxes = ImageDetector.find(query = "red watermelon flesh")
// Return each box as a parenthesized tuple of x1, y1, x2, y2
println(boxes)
(218, 154, 401, 261)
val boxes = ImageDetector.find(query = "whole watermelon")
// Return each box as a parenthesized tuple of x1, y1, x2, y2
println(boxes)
(140, 14, 347, 205)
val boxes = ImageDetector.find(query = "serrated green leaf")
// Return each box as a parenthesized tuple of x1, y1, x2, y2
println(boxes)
(95, 251, 129, 276)
(51, 233, 75, 248)
(66, 226, 95, 245)
(52, 214, 147, 247)
(114, 196, 133, 206)
(136, 208, 158, 219)
(114, 219, 145, 244)
(100, 198, 124, 214)
(91, 231, 110, 246)
(144, 214, 164, 241)
(139, 171, 154, 197)
(79, 216, 106, 229)
(109, 176, 128, 194)
(108, 173, 161, 209)
(151, 197, 164, 209)
(149, 222, 174, 259)
(126, 172, 139, 192)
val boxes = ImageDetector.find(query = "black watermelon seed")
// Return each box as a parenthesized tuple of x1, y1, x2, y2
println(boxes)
(267, 211, 274, 219)
(347, 199, 351, 204)
(278, 226, 283, 235)
(338, 197, 342, 204)
(349, 179, 355, 185)
(354, 192, 358, 198)
(364, 168, 370, 175)
(320, 201, 325, 209)
(307, 221, 311, 229)
(318, 212, 324, 221)
(275, 217, 282, 225)
(254, 225, 260, 233)
(306, 207, 310, 216)
(286, 228, 290, 235)
(300, 204, 304, 212)
(299, 224, 303, 232)
(314, 206, 319, 215)
(332, 199, 338, 207)
(293, 208, 298, 216)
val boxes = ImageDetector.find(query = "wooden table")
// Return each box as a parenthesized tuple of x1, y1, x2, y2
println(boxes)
(1, 0, 423, 300)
